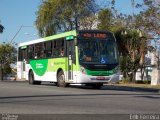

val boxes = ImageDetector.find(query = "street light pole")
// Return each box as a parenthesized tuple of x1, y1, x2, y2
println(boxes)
(10, 26, 23, 44)
(10, 25, 35, 44)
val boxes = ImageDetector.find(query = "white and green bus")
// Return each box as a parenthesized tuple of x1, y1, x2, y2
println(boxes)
(17, 30, 119, 88)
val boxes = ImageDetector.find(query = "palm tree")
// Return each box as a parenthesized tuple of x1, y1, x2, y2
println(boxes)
(0, 24, 4, 33)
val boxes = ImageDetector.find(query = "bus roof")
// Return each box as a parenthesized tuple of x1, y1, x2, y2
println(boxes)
(18, 30, 113, 47)
(18, 30, 77, 47)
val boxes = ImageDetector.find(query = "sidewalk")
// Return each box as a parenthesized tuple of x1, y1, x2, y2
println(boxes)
(0, 79, 27, 82)
(105, 83, 160, 93)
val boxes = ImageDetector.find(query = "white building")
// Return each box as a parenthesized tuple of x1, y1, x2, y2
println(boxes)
(135, 50, 160, 85)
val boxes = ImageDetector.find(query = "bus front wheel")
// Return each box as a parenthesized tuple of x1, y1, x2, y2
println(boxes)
(57, 71, 68, 87)
(29, 71, 35, 85)
(29, 71, 41, 85)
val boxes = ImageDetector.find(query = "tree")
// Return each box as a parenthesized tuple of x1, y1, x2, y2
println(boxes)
(115, 28, 145, 82)
(97, 9, 113, 31)
(109, 0, 157, 82)
(134, 0, 160, 44)
(96, 0, 159, 82)
(0, 24, 4, 33)
(0, 43, 17, 80)
(133, 0, 160, 80)
(79, 14, 98, 30)
(95, 4, 145, 81)
(36, 0, 97, 37)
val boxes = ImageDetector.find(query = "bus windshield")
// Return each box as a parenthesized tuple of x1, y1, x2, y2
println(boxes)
(78, 39, 118, 64)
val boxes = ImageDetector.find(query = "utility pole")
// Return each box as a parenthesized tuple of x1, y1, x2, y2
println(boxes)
(10, 25, 35, 44)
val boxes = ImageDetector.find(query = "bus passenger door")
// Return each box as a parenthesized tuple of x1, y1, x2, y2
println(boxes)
(22, 59, 26, 79)
(17, 47, 27, 80)
(66, 41, 74, 81)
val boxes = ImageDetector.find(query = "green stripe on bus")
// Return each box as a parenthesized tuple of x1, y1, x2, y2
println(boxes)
(20, 46, 27, 49)
(47, 58, 67, 71)
(44, 30, 77, 41)
(30, 59, 48, 76)
(30, 57, 79, 76)
(85, 68, 116, 76)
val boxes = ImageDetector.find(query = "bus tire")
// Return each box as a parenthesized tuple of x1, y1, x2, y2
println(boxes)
(29, 71, 41, 85)
(29, 71, 35, 85)
(57, 71, 68, 87)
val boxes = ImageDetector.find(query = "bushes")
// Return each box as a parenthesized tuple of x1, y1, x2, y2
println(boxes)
(120, 78, 151, 84)
(135, 80, 151, 84)
(121, 77, 130, 83)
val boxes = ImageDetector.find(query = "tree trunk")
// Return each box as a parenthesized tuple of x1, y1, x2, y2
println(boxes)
(132, 70, 136, 82)
(75, 17, 79, 30)
(0, 67, 3, 80)
(140, 64, 145, 80)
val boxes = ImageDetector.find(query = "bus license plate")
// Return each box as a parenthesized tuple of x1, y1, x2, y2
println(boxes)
(96, 77, 105, 80)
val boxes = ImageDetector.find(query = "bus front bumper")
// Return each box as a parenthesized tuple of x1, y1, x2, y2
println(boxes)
(76, 72, 120, 84)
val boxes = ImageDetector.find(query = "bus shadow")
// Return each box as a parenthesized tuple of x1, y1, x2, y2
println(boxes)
(40, 82, 159, 93)
(1, 81, 159, 93)
(68, 84, 159, 93)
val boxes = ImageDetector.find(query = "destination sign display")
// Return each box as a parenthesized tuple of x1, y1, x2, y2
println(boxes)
(78, 32, 109, 39)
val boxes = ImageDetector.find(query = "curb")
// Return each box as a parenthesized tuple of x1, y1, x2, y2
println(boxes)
(0, 80, 27, 83)
(104, 85, 160, 93)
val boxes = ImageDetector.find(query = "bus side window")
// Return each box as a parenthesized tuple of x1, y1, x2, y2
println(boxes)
(35, 44, 40, 58)
(18, 47, 27, 61)
(60, 48, 64, 56)
(58, 38, 65, 56)
(51, 39, 64, 57)
(57, 40, 61, 57)
(60, 39, 64, 57)
(40, 50, 46, 58)
(52, 40, 57, 57)
(45, 41, 52, 57)
(28, 45, 34, 59)
(18, 48, 22, 61)
(35, 42, 46, 59)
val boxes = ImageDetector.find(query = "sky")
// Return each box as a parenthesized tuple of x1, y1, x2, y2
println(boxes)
(0, 0, 41, 44)
(0, 0, 144, 45)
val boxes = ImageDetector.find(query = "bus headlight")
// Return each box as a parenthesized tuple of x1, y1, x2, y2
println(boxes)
(80, 66, 86, 74)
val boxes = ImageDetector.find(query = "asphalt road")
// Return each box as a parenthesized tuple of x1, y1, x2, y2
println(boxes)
(0, 81, 159, 119)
